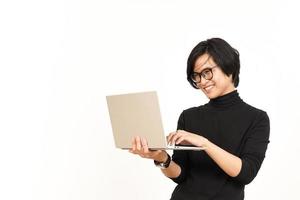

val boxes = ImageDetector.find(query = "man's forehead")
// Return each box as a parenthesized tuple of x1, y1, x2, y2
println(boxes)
(194, 54, 215, 71)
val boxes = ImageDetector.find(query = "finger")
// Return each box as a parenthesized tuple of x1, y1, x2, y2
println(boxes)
(166, 132, 173, 142)
(132, 137, 136, 151)
(177, 135, 193, 145)
(131, 150, 140, 155)
(175, 136, 185, 145)
(167, 131, 177, 145)
(171, 132, 182, 145)
(136, 136, 141, 150)
(141, 138, 149, 154)
(130, 149, 138, 155)
(139, 154, 146, 158)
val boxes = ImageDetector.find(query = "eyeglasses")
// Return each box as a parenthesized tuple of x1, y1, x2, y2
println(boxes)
(191, 66, 217, 83)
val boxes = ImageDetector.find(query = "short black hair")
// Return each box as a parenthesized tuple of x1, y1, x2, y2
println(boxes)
(187, 38, 240, 89)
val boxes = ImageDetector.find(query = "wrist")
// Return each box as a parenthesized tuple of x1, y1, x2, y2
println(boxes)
(203, 138, 212, 150)
(154, 153, 171, 169)
(154, 151, 168, 163)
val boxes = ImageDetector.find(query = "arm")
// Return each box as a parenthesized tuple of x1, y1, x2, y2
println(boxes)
(152, 151, 182, 178)
(205, 140, 242, 177)
(168, 111, 270, 183)
(129, 136, 182, 179)
(232, 112, 270, 184)
(129, 112, 189, 183)
(168, 131, 242, 177)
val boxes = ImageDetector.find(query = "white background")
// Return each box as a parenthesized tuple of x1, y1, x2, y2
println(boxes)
(0, 0, 299, 199)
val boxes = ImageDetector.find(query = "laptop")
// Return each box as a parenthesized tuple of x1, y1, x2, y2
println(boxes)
(106, 91, 204, 151)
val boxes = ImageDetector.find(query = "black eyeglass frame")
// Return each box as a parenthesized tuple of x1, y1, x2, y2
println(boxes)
(191, 66, 218, 83)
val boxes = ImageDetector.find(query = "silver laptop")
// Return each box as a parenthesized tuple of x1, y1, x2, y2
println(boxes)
(106, 91, 204, 151)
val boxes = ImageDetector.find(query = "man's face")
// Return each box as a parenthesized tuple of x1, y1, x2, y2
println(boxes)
(193, 53, 235, 99)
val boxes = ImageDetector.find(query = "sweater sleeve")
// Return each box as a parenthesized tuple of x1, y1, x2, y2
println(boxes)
(169, 111, 190, 184)
(232, 111, 270, 185)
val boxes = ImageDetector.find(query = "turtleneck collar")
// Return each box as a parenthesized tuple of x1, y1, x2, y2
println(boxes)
(208, 90, 243, 109)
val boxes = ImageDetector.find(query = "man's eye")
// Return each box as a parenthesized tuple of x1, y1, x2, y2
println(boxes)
(202, 70, 210, 76)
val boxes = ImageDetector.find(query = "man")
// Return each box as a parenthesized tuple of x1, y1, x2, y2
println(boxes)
(129, 38, 270, 200)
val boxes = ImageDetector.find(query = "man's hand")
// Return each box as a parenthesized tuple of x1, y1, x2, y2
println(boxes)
(129, 136, 168, 162)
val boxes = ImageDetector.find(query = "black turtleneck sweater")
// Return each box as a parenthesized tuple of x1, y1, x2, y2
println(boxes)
(170, 90, 270, 200)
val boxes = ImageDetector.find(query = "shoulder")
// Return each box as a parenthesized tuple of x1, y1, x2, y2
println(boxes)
(241, 102, 270, 131)
(182, 106, 199, 114)
(242, 102, 269, 118)
(178, 105, 208, 120)
(180, 105, 205, 116)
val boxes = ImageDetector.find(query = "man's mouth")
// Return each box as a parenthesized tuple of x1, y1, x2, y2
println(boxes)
(203, 85, 214, 92)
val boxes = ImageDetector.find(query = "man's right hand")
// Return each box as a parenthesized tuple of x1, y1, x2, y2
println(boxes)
(129, 136, 168, 162)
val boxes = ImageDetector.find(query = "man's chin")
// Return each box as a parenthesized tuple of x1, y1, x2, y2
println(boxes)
(205, 92, 218, 99)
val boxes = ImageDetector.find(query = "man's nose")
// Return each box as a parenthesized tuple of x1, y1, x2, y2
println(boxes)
(199, 77, 209, 86)
(196, 78, 207, 89)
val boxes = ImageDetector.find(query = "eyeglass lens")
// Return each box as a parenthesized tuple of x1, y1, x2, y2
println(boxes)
(192, 68, 213, 83)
